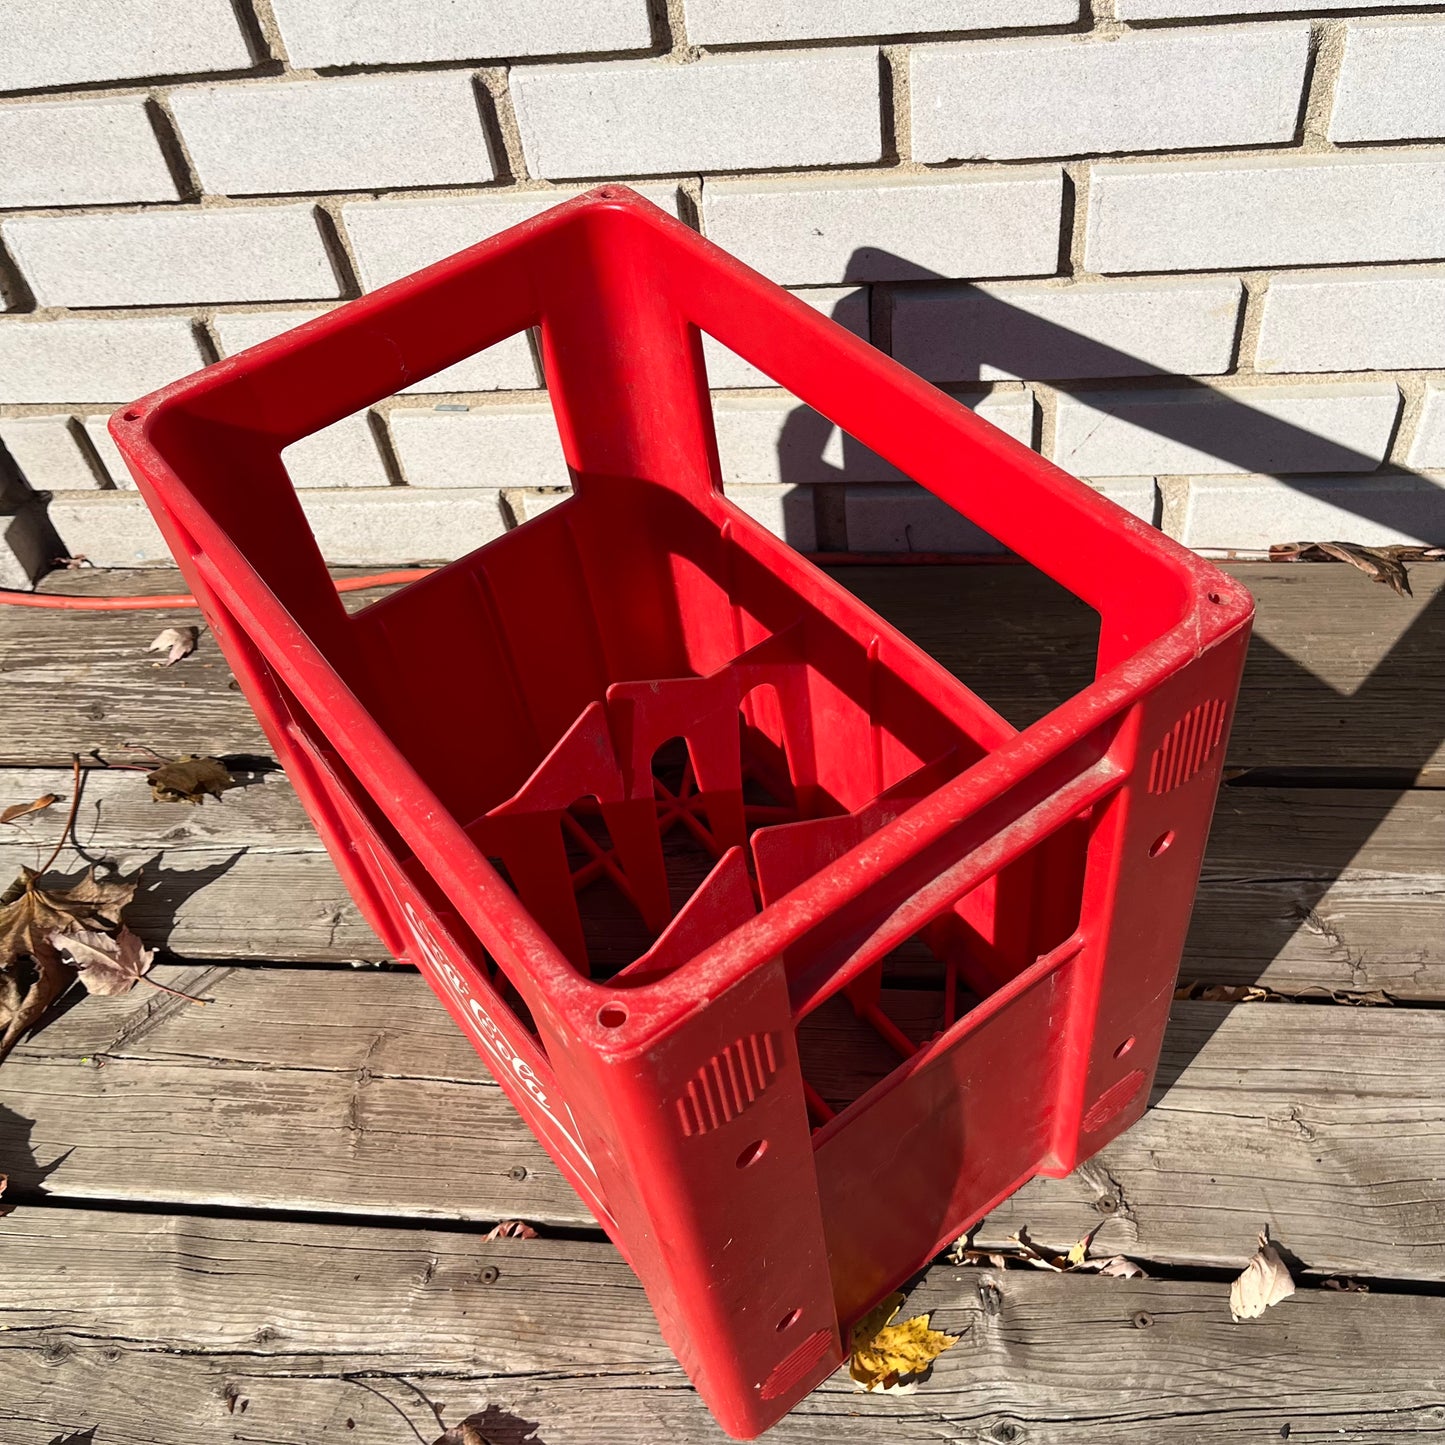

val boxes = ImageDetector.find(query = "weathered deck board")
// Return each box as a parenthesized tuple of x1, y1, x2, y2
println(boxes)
(6, 973, 1444, 1281)
(3, 765, 1442, 993)
(2, 1207, 1441, 1445)
(4, 563, 1444, 775)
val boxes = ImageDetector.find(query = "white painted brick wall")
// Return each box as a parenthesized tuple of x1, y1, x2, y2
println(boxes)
(1330, 19, 1445, 145)
(682, 0, 1080, 45)
(169, 74, 496, 197)
(0, 318, 207, 403)
(0, 0, 252, 91)
(1086, 154, 1445, 273)
(1053, 382, 1401, 478)
(1407, 384, 1445, 471)
(0, 99, 179, 208)
(268, 0, 653, 68)
(341, 186, 681, 288)
(212, 307, 539, 395)
(80, 418, 130, 487)
(712, 390, 1035, 485)
(1256, 268, 1445, 373)
(3, 207, 341, 308)
(0, 417, 102, 490)
(911, 25, 1309, 163)
(846, 478, 1156, 552)
(388, 404, 569, 488)
(702, 288, 869, 389)
(702, 172, 1063, 285)
(1117, 0, 1400, 15)
(47, 488, 509, 566)
(1177, 474, 1445, 549)
(511, 50, 883, 178)
(891, 277, 1242, 382)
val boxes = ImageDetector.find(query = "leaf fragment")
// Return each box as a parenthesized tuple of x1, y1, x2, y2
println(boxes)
(0, 1173, 12, 1219)
(1268, 540, 1427, 597)
(433, 1425, 489, 1445)
(1, 794, 59, 825)
(148, 625, 199, 667)
(848, 1291, 960, 1393)
(1096, 1255, 1148, 1279)
(1229, 1231, 1296, 1321)
(483, 1219, 538, 1240)
(49, 926, 155, 997)
(146, 755, 236, 805)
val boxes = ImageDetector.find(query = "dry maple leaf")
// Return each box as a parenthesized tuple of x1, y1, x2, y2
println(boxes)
(848, 1291, 960, 1393)
(1229, 1231, 1296, 1321)
(146, 755, 236, 805)
(1, 794, 59, 825)
(49, 926, 155, 997)
(0, 866, 139, 1062)
(148, 626, 199, 668)
(483, 1219, 538, 1240)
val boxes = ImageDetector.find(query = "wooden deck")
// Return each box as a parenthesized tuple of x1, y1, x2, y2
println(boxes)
(2, 561, 1443, 1444)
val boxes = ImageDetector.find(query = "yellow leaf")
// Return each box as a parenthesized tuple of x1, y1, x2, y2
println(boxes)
(848, 1291, 960, 1392)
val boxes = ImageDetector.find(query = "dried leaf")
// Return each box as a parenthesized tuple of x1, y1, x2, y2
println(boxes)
(849, 1291, 960, 1392)
(0, 867, 139, 1062)
(1321, 1277, 1369, 1293)
(0, 1172, 12, 1219)
(1095, 1255, 1148, 1279)
(433, 1425, 490, 1445)
(1229, 1231, 1296, 1320)
(148, 626, 199, 667)
(146, 755, 236, 805)
(1269, 540, 1415, 597)
(50, 926, 155, 997)
(1, 794, 59, 825)
(1065, 1228, 1098, 1269)
(483, 1219, 538, 1240)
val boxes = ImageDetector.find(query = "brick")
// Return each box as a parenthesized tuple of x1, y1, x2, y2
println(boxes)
(702, 172, 1063, 285)
(511, 50, 882, 179)
(170, 74, 495, 197)
(1330, 20, 1445, 144)
(0, 318, 207, 404)
(4, 207, 340, 308)
(683, 0, 1078, 45)
(912, 25, 1308, 163)
(80, 417, 131, 487)
(0, 98, 178, 208)
(1176, 474, 1445, 550)
(1407, 384, 1445, 471)
(0, 417, 101, 490)
(213, 307, 538, 397)
(1085, 154, 1445, 274)
(1118, 0, 1399, 15)
(892, 277, 1241, 383)
(703, 288, 869, 389)
(281, 416, 391, 489)
(0, 0, 252, 91)
(342, 185, 680, 287)
(1256, 267, 1445, 373)
(46, 488, 508, 566)
(846, 478, 1154, 553)
(269, 0, 652, 68)
(1053, 382, 1400, 479)
(712, 389, 1033, 485)
(388, 404, 569, 488)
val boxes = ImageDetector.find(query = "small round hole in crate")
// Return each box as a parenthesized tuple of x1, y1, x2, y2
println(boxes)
(736, 1138, 768, 1170)
(1148, 830, 1175, 858)
(597, 1003, 628, 1029)
(1114, 1036, 1136, 1059)
(122, 409, 140, 421)
(776, 1307, 802, 1333)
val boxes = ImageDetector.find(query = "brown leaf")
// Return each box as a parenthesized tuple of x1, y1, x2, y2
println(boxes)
(482, 1219, 538, 1240)
(148, 626, 199, 667)
(1321, 1277, 1369, 1293)
(0, 1173, 12, 1219)
(146, 755, 236, 805)
(1229, 1231, 1296, 1320)
(1270, 540, 1415, 597)
(1094, 1255, 1148, 1279)
(848, 1291, 960, 1392)
(433, 1425, 491, 1445)
(0, 867, 140, 1062)
(0, 794, 59, 825)
(50, 926, 155, 997)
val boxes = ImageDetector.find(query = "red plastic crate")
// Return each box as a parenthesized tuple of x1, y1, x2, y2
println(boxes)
(112, 187, 1253, 1437)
